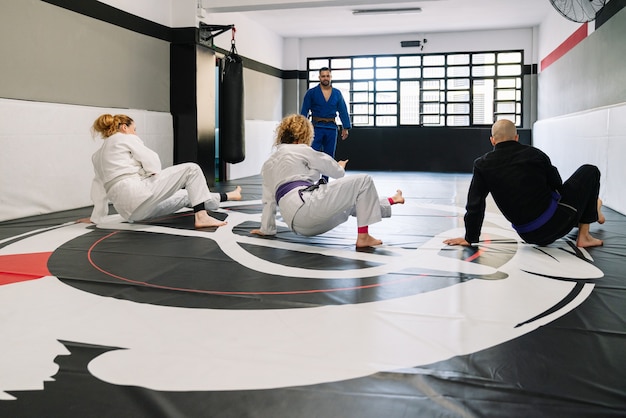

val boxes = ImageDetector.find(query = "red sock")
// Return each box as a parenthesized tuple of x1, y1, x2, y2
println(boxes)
(358, 226, 368, 234)
(388, 197, 395, 205)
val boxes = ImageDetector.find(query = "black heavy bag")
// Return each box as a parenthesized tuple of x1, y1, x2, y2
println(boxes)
(219, 42, 245, 163)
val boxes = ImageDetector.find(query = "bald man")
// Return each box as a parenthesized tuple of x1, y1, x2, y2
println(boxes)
(444, 119, 604, 248)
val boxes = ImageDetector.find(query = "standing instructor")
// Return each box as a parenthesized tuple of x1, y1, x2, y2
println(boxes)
(300, 67, 351, 163)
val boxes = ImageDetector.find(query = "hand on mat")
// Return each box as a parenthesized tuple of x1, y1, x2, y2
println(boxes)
(443, 237, 471, 246)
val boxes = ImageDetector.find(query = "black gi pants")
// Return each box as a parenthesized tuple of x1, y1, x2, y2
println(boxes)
(520, 164, 601, 246)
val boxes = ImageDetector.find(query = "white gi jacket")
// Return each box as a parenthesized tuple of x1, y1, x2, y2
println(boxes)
(89, 133, 161, 223)
(259, 143, 391, 236)
(259, 144, 345, 235)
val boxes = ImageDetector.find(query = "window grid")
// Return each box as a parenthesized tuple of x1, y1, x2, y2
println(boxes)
(307, 50, 523, 127)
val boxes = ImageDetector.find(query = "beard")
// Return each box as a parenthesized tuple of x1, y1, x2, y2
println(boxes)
(320, 80, 330, 87)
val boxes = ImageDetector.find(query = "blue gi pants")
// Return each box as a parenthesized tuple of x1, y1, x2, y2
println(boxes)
(312, 126, 338, 181)
(312, 126, 338, 158)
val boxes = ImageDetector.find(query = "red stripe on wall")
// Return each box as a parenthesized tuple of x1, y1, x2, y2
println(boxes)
(541, 23, 588, 71)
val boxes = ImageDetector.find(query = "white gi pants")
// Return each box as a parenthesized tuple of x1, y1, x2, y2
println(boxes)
(107, 163, 221, 222)
(286, 173, 391, 236)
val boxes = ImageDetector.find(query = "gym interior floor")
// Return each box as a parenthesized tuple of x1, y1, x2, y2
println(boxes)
(1, 172, 624, 417)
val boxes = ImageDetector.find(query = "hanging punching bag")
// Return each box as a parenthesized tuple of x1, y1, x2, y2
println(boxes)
(219, 34, 245, 164)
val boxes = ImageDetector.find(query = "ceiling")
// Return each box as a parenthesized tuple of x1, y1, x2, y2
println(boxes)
(203, 0, 556, 38)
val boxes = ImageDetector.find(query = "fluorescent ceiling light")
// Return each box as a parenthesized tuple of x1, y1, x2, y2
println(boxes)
(352, 7, 422, 16)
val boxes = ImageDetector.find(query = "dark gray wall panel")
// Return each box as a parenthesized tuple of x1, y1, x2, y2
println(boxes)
(0, 0, 169, 111)
(538, 8, 626, 119)
(335, 127, 531, 173)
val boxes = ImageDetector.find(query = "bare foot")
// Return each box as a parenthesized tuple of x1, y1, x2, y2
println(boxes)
(391, 190, 405, 204)
(356, 233, 383, 248)
(597, 199, 606, 224)
(576, 233, 603, 248)
(226, 186, 242, 201)
(194, 210, 227, 228)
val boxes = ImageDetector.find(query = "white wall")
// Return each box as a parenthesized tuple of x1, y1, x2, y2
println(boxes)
(298, 28, 536, 70)
(0, 99, 172, 222)
(533, 103, 626, 215)
(203, 12, 284, 70)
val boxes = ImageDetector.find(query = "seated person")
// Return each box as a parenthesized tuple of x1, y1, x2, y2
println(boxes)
(80, 114, 241, 228)
(251, 114, 403, 248)
(444, 119, 604, 248)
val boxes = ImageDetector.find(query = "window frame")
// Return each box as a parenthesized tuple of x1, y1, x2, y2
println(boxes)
(306, 50, 524, 128)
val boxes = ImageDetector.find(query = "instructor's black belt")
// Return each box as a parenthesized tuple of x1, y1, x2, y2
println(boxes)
(312, 116, 336, 124)
(275, 179, 327, 203)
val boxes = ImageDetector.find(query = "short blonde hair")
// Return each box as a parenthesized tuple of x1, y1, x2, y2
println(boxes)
(274, 114, 314, 147)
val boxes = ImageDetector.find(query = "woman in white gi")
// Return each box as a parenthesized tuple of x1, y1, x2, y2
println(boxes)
(251, 114, 404, 248)
(81, 114, 241, 228)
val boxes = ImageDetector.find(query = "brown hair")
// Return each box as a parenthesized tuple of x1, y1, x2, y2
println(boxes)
(91, 114, 134, 139)
(274, 114, 313, 147)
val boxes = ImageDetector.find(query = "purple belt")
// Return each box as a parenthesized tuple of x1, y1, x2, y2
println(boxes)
(512, 191, 561, 234)
(275, 181, 312, 202)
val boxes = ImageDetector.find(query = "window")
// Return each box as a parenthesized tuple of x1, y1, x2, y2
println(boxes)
(307, 50, 523, 127)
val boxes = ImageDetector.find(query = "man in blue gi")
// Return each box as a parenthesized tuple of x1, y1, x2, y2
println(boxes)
(300, 67, 352, 164)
